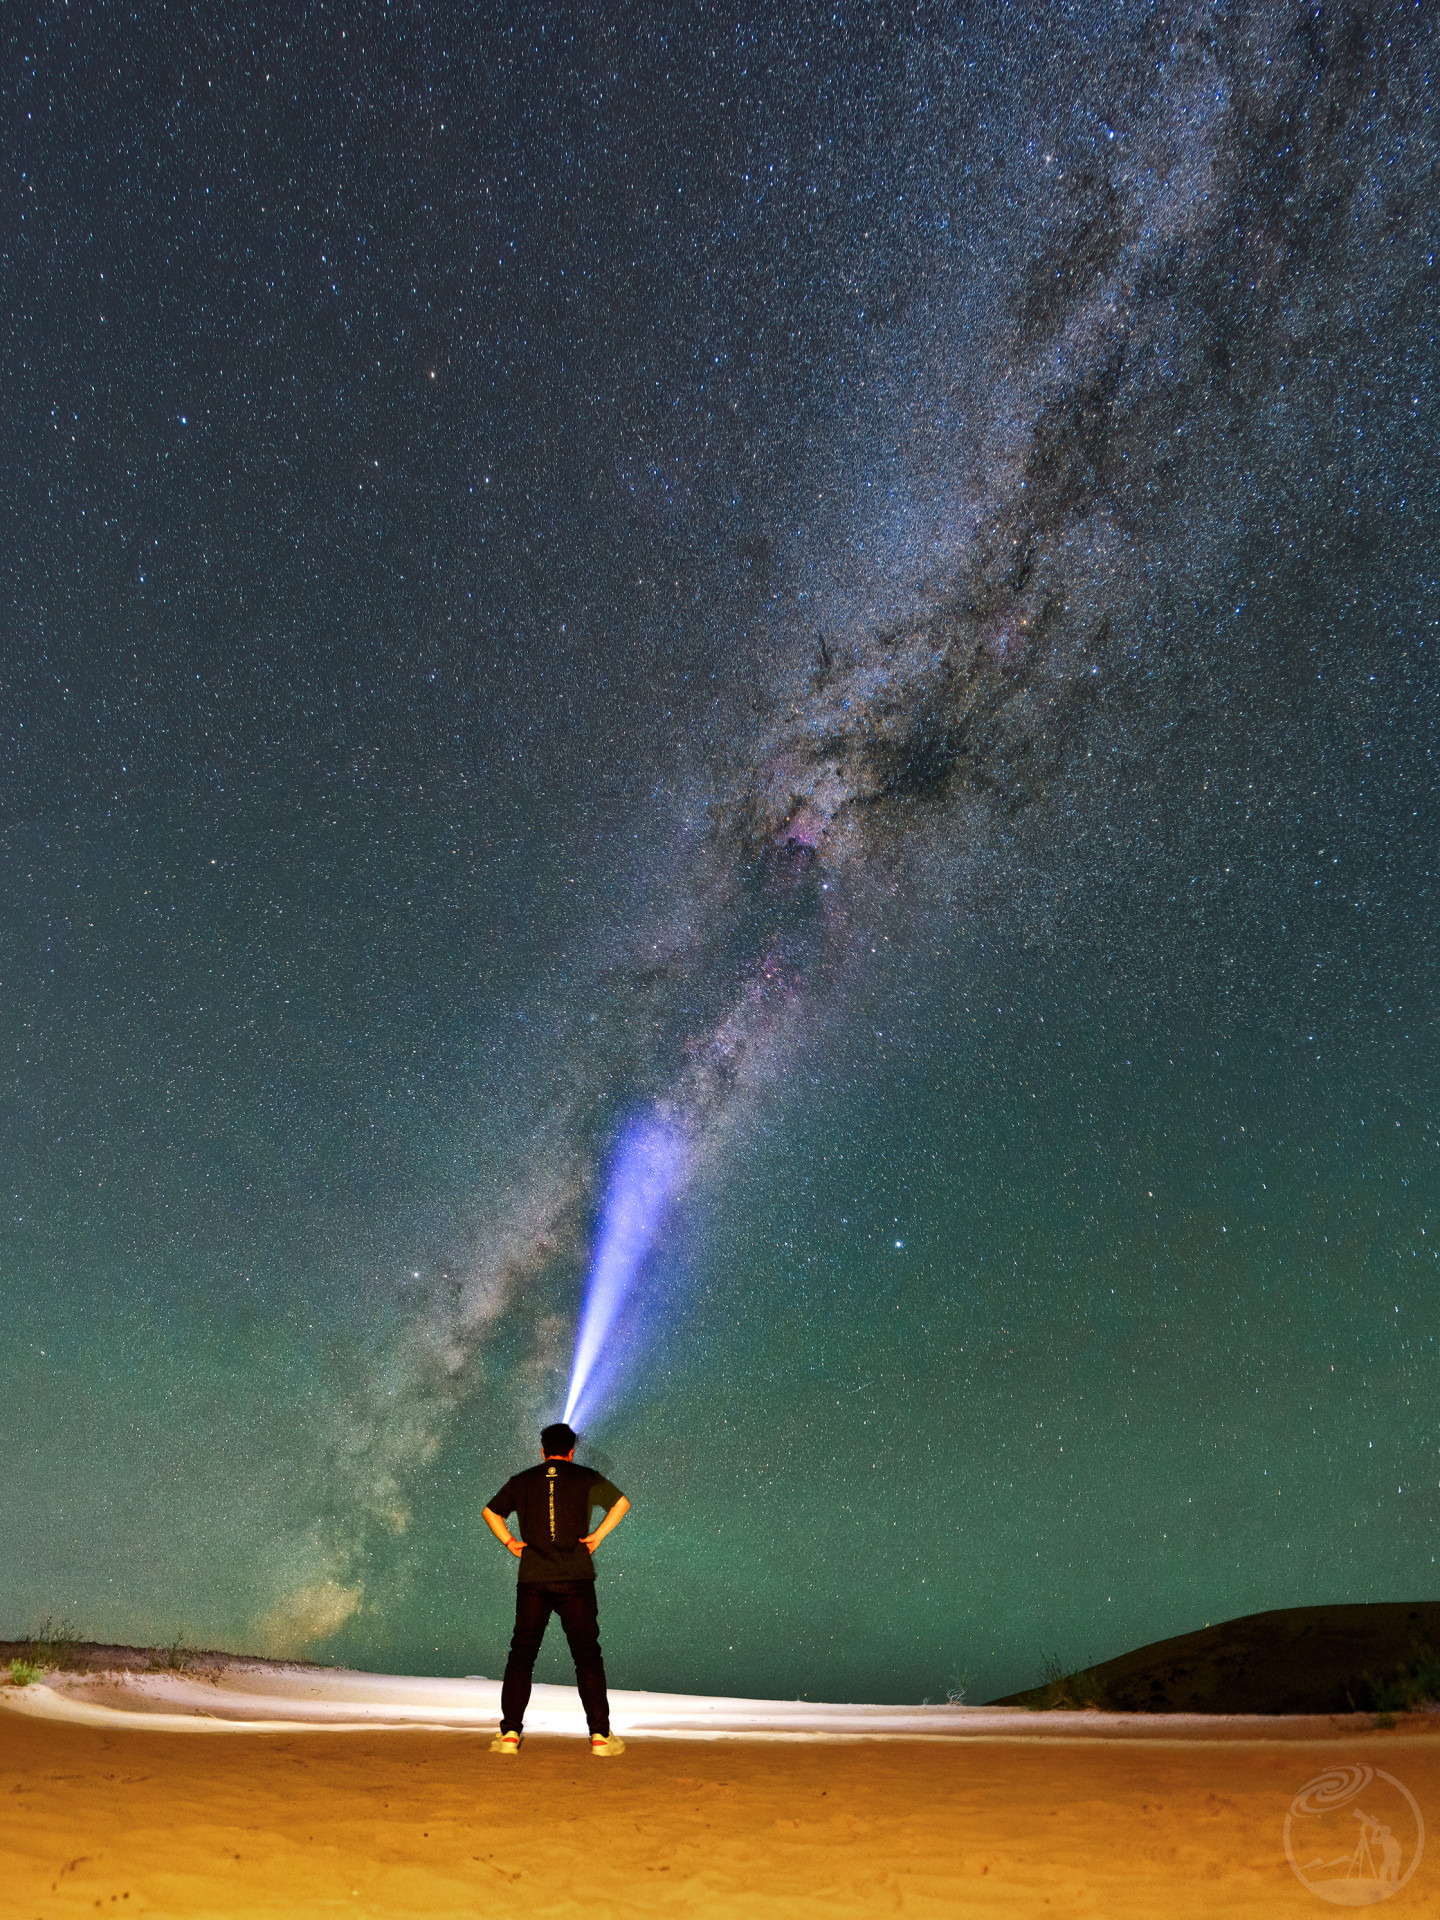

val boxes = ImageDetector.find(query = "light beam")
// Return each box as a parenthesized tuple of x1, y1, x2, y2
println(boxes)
(563, 1113, 691, 1430)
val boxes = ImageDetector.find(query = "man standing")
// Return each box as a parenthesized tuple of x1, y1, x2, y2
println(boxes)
(482, 1421, 630, 1757)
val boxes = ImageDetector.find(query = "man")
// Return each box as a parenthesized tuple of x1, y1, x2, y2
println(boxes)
(482, 1420, 630, 1757)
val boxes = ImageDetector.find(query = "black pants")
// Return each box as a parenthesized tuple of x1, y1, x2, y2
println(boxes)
(500, 1580, 610, 1737)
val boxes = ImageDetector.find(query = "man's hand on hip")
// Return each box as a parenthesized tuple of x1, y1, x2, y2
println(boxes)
(482, 1507, 525, 1558)
(582, 1497, 630, 1554)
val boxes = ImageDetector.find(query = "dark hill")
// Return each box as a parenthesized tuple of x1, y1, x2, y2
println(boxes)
(991, 1602, 1440, 1715)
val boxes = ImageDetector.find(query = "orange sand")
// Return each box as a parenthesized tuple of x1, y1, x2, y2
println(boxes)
(5, 1712, 1440, 1917)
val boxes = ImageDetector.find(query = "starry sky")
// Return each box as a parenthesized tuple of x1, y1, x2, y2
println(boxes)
(3, 2, 1439, 1704)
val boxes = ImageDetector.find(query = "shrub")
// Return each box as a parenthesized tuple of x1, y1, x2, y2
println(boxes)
(1351, 1643, 1440, 1716)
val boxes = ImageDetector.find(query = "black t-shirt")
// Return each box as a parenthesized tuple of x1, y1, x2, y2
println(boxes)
(486, 1459, 625, 1582)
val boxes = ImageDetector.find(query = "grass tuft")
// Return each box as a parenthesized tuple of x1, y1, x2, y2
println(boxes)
(15, 1616, 89, 1673)
(146, 1631, 196, 1673)
(7, 1658, 44, 1686)
(1034, 1651, 1108, 1711)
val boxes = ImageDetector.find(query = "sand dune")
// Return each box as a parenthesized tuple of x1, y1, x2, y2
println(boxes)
(998, 1601, 1440, 1715)
(5, 1665, 1440, 1916)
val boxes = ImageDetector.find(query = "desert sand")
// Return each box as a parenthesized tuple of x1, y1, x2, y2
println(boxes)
(4, 1667, 1440, 1915)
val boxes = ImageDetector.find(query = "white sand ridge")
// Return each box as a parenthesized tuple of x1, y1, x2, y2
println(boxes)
(0, 1664, 1395, 1741)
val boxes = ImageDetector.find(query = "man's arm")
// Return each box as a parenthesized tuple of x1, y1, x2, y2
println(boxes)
(581, 1494, 630, 1553)
(483, 1506, 524, 1558)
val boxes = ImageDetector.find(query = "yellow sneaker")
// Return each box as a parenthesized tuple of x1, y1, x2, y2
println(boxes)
(590, 1732, 625, 1757)
(490, 1730, 522, 1755)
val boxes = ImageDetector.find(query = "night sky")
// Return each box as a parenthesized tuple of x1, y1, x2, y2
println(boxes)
(4, 3, 1439, 1705)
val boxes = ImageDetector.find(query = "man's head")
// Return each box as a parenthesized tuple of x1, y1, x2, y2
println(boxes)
(540, 1421, 578, 1459)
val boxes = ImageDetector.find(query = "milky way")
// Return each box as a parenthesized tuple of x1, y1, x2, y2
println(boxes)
(350, 0, 1439, 1537)
(3, 4, 1438, 1695)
